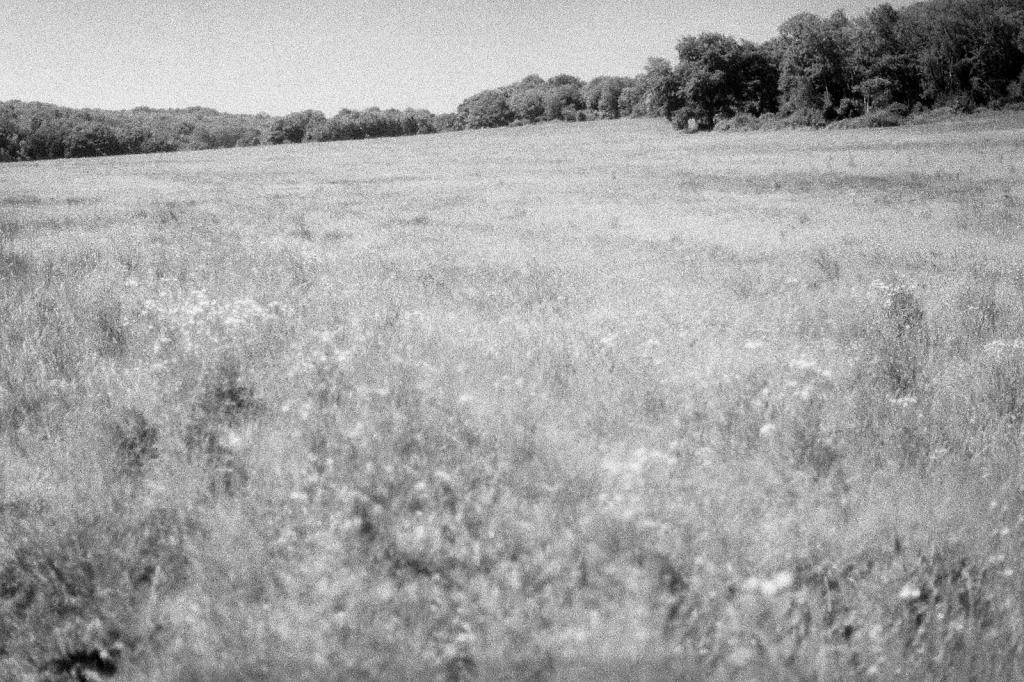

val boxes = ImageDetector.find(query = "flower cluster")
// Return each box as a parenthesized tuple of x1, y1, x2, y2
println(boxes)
(599, 447, 675, 522)
(139, 282, 292, 357)
(983, 338, 1024, 357)
(784, 357, 833, 401)
(869, 278, 918, 301)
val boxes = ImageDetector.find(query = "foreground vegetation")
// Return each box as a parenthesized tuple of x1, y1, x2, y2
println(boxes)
(2, 113, 1024, 680)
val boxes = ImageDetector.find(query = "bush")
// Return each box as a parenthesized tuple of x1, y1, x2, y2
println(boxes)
(784, 107, 828, 129)
(906, 106, 958, 125)
(672, 110, 695, 131)
(830, 110, 903, 129)
(886, 102, 910, 118)
(715, 112, 762, 132)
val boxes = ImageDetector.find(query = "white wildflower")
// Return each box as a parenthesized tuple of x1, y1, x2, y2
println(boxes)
(743, 571, 794, 597)
(898, 584, 922, 601)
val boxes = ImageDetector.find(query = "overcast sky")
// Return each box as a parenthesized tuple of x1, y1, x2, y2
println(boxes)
(1, 0, 914, 116)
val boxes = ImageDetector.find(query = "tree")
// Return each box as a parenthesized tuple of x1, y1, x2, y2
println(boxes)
(509, 88, 545, 122)
(901, 0, 1024, 107)
(775, 12, 853, 116)
(849, 4, 919, 111)
(617, 85, 645, 117)
(639, 57, 678, 117)
(547, 74, 584, 88)
(456, 89, 514, 128)
(24, 116, 70, 160)
(542, 84, 582, 120)
(598, 83, 621, 117)
(65, 121, 120, 157)
(668, 34, 779, 130)
(0, 106, 19, 161)
(583, 77, 631, 118)
(268, 110, 326, 144)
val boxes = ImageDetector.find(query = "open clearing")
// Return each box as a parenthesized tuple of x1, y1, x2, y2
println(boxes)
(2, 115, 1024, 680)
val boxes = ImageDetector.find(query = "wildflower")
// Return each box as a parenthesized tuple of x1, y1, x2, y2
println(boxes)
(760, 571, 793, 597)
(985, 339, 1024, 356)
(887, 395, 918, 408)
(743, 340, 764, 350)
(742, 571, 794, 597)
(759, 423, 777, 438)
(898, 584, 922, 601)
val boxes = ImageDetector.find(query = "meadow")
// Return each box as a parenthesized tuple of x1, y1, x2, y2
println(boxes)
(2, 113, 1024, 681)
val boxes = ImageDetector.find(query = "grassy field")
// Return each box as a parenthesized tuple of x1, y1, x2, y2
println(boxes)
(2, 113, 1024, 681)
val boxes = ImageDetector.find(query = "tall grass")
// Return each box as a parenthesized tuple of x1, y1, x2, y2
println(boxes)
(2, 115, 1024, 680)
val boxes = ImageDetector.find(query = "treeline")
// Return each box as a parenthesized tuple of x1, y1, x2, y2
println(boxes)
(0, 103, 274, 162)
(450, 72, 664, 128)
(451, 0, 1024, 133)
(266, 108, 442, 143)
(0, 102, 449, 162)
(658, 0, 1024, 130)
(2, 0, 1022, 162)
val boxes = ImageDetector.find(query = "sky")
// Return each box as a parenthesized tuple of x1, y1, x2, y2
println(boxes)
(1, 0, 915, 116)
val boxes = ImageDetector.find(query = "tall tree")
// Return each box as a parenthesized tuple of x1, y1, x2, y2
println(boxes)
(775, 11, 853, 116)
(669, 34, 779, 129)
(849, 4, 919, 111)
(902, 0, 1024, 106)
(639, 57, 677, 118)
(456, 89, 514, 128)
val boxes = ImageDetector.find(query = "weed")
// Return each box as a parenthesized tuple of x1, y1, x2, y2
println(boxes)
(0, 250, 30, 283)
(95, 297, 130, 358)
(872, 280, 929, 396)
(980, 341, 1024, 427)
(109, 407, 159, 476)
(956, 284, 999, 344)
(811, 248, 842, 283)
(0, 506, 195, 681)
(185, 356, 262, 494)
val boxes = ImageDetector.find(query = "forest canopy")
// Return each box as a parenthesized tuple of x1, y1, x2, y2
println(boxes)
(2, 0, 1022, 162)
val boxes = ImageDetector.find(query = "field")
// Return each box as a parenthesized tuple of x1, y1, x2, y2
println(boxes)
(2, 113, 1024, 681)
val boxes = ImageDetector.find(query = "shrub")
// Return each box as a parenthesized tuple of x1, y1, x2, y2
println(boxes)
(715, 112, 762, 132)
(870, 280, 930, 397)
(784, 107, 828, 129)
(0, 505, 195, 680)
(109, 406, 160, 476)
(830, 110, 903, 129)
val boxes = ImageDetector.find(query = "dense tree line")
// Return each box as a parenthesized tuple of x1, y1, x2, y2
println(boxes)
(2, 0, 1022, 162)
(450, 71, 667, 129)
(0, 102, 274, 162)
(661, 0, 1024, 130)
(0, 102, 448, 162)
(453, 0, 1024, 133)
(265, 107, 442, 144)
